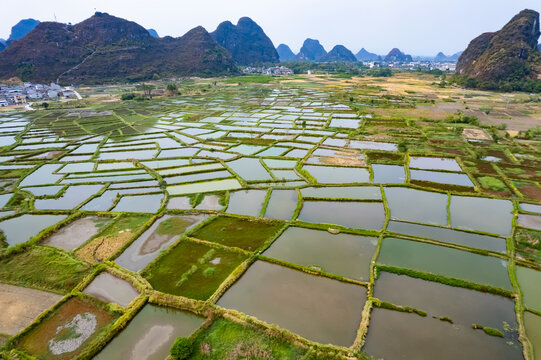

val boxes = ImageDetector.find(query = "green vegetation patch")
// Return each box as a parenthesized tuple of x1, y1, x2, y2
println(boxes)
(0, 246, 91, 293)
(170, 337, 193, 360)
(190, 317, 306, 359)
(190, 216, 283, 251)
(409, 180, 475, 193)
(477, 176, 508, 192)
(223, 76, 276, 84)
(366, 151, 404, 164)
(515, 228, 541, 264)
(144, 240, 247, 300)
(473, 325, 506, 338)
(156, 216, 194, 236)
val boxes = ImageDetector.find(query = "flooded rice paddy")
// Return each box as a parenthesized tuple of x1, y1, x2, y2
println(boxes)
(298, 200, 385, 229)
(114, 215, 206, 272)
(374, 272, 518, 334)
(0, 82, 539, 360)
(524, 312, 541, 360)
(363, 308, 523, 360)
(94, 305, 203, 360)
(0, 214, 67, 247)
(377, 237, 513, 290)
(83, 272, 139, 307)
(263, 227, 376, 280)
(43, 216, 111, 251)
(386, 220, 507, 253)
(217, 260, 365, 346)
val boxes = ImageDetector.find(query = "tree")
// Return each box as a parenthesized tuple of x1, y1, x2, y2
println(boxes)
(41, 102, 49, 109)
(137, 83, 155, 98)
(166, 83, 178, 96)
(170, 337, 193, 360)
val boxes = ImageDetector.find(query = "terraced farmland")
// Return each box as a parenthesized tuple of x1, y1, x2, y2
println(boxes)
(0, 75, 540, 360)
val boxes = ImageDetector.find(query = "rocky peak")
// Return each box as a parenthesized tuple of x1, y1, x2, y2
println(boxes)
(356, 48, 380, 61)
(295, 38, 327, 62)
(435, 52, 447, 61)
(7, 18, 40, 43)
(276, 44, 295, 62)
(320, 45, 357, 62)
(384, 48, 412, 62)
(147, 28, 159, 38)
(456, 9, 541, 82)
(74, 12, 153, 47)
(211, 17, 279, 65)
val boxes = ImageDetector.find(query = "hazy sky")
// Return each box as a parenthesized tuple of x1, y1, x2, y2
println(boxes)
(1, 0, 539, 55)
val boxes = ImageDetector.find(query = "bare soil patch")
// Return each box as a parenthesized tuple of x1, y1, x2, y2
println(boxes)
(0, 283, 62, 335)
(462, 128, 492, 141)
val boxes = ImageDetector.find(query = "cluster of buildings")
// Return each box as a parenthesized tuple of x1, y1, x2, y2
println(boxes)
(242, 66, 294, 76)
(363, 61, 456, 72)
(0, 82, 78, 107)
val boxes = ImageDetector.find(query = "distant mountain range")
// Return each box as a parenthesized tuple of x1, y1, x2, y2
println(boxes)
(276, 42, 458, 63)
(434, 51, 462, 62)
(211, 17, 279, 65)
(457, 9, 540, 83)
(0, 10, 508, 84)
(0, 12, 237, 83)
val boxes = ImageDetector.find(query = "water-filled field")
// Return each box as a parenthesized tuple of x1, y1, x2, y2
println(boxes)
(0, 76, 539, 360)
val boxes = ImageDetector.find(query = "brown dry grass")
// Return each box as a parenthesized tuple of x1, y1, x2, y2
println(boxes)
(75, 230, 133, 264)
(318, 156, 366, 167)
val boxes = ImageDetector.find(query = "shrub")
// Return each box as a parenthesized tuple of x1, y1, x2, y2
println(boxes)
(121, 93, 135, 100)
(446, 111, 479, 125)
(203, 267, 216, 277)
(369, 68, 393, 77)
(170, 337, 193, 360)
(397, 140, 407, 152)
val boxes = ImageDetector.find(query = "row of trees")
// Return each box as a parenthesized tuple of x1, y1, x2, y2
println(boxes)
(450, 74, 541, 93)
(121, 83, 179, 101)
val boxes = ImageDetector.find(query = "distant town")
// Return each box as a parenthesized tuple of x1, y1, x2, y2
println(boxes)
(364, 60, 457, 72)
(0, 82, 80, 107)
(241, 60, 456, 77)
(242, 66, 294, 76)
